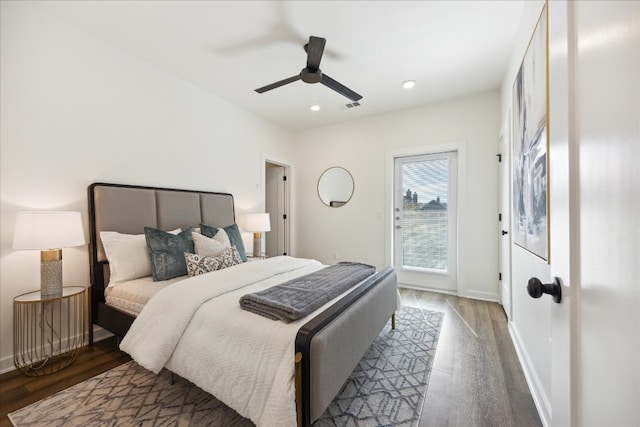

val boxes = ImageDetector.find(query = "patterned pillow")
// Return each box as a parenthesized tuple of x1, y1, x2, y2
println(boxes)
(184, 246, 243, 277)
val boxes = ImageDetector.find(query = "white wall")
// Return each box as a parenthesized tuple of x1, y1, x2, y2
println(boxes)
(294, 90, 501, 300)
(499, 1, 554, 422)
(0, 1, 295, 373)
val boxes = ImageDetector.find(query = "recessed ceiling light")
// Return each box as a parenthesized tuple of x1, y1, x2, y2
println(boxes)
(402, 80, 416, 89)
(309, 105, 321, 112)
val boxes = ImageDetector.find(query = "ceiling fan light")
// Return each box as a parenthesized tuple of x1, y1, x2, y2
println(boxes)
(309, 105, 321, 112)
(402, 80, 416, 89)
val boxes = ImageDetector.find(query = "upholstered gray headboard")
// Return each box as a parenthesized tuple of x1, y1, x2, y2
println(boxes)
(87, 183, 235, 340)
(89, 183, 235, 263)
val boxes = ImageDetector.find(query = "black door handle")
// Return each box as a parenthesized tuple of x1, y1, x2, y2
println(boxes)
(501, 230, 508, 235)
(527, 277, 562, 303)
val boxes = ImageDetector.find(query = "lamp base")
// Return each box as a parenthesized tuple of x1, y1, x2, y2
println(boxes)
(253, 232, 262, 258)
(41, 249, 62, 298)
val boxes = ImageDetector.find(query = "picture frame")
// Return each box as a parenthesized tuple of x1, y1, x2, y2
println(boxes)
(512, 4, 549, 262)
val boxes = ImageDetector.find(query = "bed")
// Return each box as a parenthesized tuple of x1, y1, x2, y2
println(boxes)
(87, 182, 398, 426)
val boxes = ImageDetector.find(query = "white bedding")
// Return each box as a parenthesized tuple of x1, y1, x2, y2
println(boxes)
(120, 256, 353, 427)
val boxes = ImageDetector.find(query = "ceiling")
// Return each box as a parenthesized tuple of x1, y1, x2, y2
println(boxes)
(30, 0, 524, 131)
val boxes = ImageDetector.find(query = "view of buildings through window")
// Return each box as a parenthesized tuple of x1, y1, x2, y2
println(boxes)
(401, 157, 449, 272)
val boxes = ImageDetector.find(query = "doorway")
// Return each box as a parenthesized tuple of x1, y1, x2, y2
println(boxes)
(393, 151, 458, 292)
(264, 160, 289, 257)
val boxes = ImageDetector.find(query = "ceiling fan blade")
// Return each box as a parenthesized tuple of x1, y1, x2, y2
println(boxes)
(320, 74, 363, 102)
(306, 36, 326, 70)
(255, 75, 301, 93)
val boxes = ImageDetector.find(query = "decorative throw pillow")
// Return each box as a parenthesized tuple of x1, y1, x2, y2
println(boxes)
(214, 245, 243, 269)
(145, 226, 195, 281)
(100, 229, 180, 286)
(193, 229, 231, 257)
(100, 231, 151, 285)
(184, 252, 218, 277)
(224, 224, 247, 262)
(200, 223, 247, 262)
(184, 246, 243, 277)
(199, 223, 219, 238)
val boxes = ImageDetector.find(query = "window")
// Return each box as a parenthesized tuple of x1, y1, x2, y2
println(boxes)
(400, 156, 450, 272)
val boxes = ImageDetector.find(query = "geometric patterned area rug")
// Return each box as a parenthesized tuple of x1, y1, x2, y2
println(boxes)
(315, 307, 443, 426)
(9, 306, 442, 427)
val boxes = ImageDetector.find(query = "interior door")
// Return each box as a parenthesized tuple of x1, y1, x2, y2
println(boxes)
(393, 152, 458, 291)
(546, 2, 639, 425)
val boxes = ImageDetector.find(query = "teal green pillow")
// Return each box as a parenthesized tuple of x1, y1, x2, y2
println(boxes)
(145, 226, 195, 281)
(200, 223, 246, 262)
(199, 223, 219, 238)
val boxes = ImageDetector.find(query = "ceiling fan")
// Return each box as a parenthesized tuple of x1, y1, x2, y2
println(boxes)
(255, 36, 362, 102)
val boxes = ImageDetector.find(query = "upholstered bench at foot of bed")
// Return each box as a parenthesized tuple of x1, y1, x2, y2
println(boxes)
(295, 267, 398, 426)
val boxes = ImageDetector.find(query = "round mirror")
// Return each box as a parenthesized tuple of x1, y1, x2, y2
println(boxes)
(318, 167, 354, 207)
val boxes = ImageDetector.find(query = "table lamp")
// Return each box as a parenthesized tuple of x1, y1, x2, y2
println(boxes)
(243, 213, 271, 257)
(13, 211, 86, 297)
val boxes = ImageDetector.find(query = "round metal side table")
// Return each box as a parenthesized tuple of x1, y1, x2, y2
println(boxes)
(13, 286, 87, 376)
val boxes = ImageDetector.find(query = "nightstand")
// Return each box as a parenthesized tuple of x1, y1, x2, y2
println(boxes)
(13, 286, 87, 376)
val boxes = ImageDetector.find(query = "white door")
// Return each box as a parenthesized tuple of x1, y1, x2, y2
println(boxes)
(508, 3, 640, 426)
(498, 113, 512, 319)
(393, 152, 458, 292)
(550, 1, 639, 425)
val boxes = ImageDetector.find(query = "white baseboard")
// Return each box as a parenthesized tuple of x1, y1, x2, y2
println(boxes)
(509, 322, 551, 427)
(0, 355, 15, 375)
(397, 284, 499, 303)
(460, 289, 500, 302)
(397, 283, 458, 296)
(0, 325, 115, 375)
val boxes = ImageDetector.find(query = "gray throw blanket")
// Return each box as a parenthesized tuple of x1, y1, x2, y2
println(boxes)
(239, 262, 376, 322)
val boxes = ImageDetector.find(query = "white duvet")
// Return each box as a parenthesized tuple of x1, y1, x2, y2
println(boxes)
(120, 256, 331, 427)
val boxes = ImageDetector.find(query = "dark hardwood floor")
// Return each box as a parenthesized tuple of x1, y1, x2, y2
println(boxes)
(0, 289, 541, 427)
(400, 289, 542, 427)
(0, 337, 130, 427)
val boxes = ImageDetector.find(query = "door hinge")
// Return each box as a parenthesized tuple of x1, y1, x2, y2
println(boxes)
(496, 154, 502, 162)
(499, 272, 502, 281)
(283, 214, 287, 220)
(283, 175, 287, 181)
(499, 213, 502, 222)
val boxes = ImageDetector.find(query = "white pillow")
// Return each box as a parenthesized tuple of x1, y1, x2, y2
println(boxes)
(192, 228, 231, 257)
(100, 229, 180, 286)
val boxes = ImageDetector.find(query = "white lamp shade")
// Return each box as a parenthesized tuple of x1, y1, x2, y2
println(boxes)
(13, 211, 86, 250)
(242, 213, 271, 232)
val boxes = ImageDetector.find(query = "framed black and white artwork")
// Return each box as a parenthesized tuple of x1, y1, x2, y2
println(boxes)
(512, 5, 549, 262)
